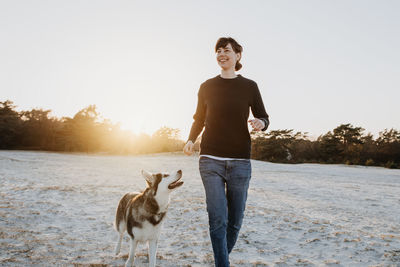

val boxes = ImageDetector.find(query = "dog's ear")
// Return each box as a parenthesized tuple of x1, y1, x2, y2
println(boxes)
(142, 170, 155, 186)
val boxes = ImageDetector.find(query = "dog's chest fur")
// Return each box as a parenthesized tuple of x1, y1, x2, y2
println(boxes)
(131, 219, 163, 242)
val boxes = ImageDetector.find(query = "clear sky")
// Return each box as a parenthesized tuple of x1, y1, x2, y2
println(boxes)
(1, 1, 399, 139)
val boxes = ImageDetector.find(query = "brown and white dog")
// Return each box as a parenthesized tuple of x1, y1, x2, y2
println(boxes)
(114, 170, 183, 267)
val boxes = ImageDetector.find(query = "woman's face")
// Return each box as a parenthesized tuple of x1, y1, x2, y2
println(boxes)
(216, 43, 240, 71)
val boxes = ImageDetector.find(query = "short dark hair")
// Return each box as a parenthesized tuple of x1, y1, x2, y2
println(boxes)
(215, 37, 243, 71)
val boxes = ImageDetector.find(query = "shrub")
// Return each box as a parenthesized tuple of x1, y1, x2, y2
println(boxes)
(385, 161, 398, 169)
(365, 159, 374, 166)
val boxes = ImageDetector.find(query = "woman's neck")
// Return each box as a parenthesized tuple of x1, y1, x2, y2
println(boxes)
(220, 69, 237, 79)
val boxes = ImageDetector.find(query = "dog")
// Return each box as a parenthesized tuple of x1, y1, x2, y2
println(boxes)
(114, 169, 183, 267)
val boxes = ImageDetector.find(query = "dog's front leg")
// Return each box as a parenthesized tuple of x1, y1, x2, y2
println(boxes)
(148, 239, 158, 267)
(125, 238, 138, 267)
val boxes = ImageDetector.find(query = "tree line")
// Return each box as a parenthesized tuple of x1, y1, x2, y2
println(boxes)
(1, 100, 399, 169)
(0, 100, 183, 154)
(251, 124, 400, 169)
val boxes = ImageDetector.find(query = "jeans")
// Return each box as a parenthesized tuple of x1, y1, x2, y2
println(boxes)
(199, 156, 251, 267)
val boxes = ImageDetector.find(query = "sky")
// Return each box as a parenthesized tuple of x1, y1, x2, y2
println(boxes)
(1, 0, 399, 140)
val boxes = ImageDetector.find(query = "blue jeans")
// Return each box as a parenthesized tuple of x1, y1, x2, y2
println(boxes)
(199, 156, 251, 267)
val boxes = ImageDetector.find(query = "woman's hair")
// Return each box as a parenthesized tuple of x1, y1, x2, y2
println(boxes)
(215, 37, 243, 71)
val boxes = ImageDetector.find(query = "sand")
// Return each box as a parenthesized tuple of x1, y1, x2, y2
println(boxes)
(1, 151, 399, 266)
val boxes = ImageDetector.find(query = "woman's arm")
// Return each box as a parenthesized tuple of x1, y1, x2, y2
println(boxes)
(184, 85, 206, 155)
(250, 83, 269, 131)
(187, 85, 206, 142)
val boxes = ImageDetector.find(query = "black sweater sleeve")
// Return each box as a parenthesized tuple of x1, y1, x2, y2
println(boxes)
(187, 85, 205, 142)
(251, 83, 270, 131)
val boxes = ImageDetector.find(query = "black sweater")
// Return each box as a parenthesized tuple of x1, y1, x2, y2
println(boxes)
(188, 74, 269, 159)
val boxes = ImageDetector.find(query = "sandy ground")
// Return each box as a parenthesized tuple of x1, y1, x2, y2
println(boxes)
(0, 150, 400, 267)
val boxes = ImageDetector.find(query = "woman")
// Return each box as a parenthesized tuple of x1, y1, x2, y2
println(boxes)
(183, 37, 269, 267)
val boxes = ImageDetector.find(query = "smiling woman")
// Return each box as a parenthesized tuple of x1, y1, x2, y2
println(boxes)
(183, 37, 270, 267)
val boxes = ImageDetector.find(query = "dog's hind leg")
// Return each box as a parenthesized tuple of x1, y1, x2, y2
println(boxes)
(125, 238, 137, 267)
(148, 239, 158, 267)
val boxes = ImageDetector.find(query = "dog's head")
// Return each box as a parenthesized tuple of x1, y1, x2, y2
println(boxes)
(141, 170, 183, 195)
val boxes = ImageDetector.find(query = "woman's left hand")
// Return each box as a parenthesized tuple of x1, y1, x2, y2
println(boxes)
(248, 118, 265, 131)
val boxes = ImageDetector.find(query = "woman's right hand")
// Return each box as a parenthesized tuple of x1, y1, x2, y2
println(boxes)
(183, 141, 194, 156)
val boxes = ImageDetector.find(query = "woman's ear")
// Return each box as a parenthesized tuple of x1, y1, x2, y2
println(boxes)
(236, 53, 241, 62)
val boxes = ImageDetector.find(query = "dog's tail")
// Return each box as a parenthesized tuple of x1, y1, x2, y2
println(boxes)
(114, 215, 120, 232)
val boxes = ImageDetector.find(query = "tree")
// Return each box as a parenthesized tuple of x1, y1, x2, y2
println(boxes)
(360, 133, 377, 165)
(20, 109, 57, 149)
(316, 132, 342, 163)
(0, 100, 22, 148)
(332, 124, 365, 163)
(376, 129, 400, 166)
(151, 126, 184, 152)
(57, 105, 103, 152)
(251, 129, 301, 162)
